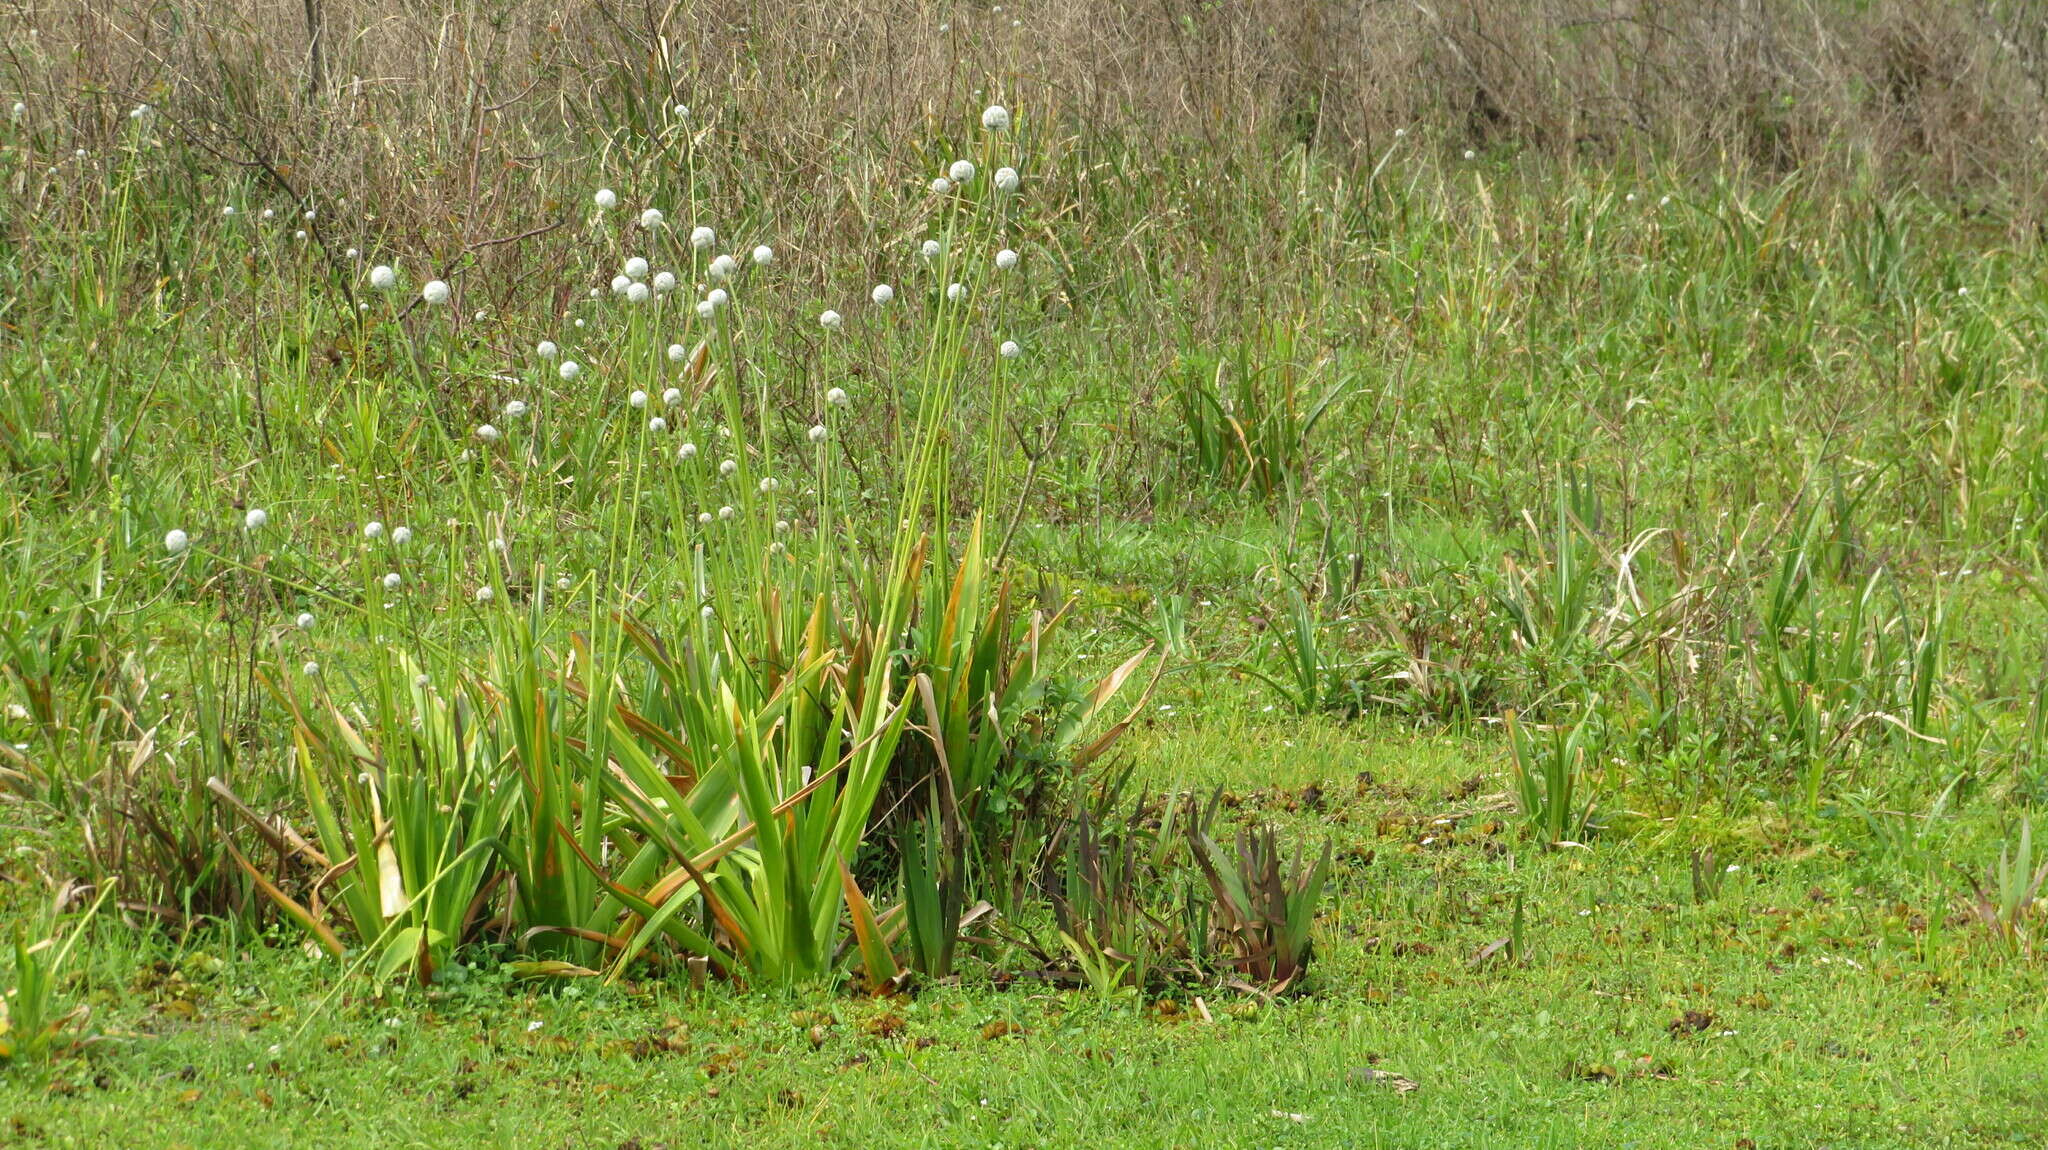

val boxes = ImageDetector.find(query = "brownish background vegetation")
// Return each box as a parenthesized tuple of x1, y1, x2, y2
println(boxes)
(12, 1, 2047, 225)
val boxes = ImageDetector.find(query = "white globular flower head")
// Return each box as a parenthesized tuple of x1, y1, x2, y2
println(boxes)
(982, 105, 1011, 131)
(826, 387, 849, 407)
(503, 399, 528, 418)
(297, 612, 316, 630)
(391, 526, 413, 546)
(1463, 149, 1477, 160)
(294, 229, 308, 242)
(476, 423, 500, 442)
(648, 417, 667, 433)
(678, 442, 698, 461)
(929, 176, 953, 195)
(995, 248, 1019, 270)
(626, 281, 650, 304)
(808, 424, 827, 444)
(758, 477, 778, 494)
(708, 254, 737, 280)
(262, 208, 275, 220)
(421, 280, 451, 305)
(718, 458, 737, 477)
(751, 244, 773, 266)
(594, 188, 618, 210)
(673, 103, 690, 118)
(303, 660, 320, 677)
(558, 360, 582, 381)
(695, 300, 715, 319)
(653, 270, 677, 293)
(639, 207, 664, 229)
(629, 390, 648, 409)
(364, 521, 385, 540)
(819, 309, 843, 330)
(383, 572, 402, 590)
(610, 274, 631, 295)
(697, 512, 713, 525)
(690, 226, 716, 251)
(718, 506, 734, 520)
(475, 585, 494, 603)
(345, 247, 360, 260)
(994, 167, 1020, 194)
(537, 340, 558, 360)
(871, 283, 895, 305)
(948, 160, 976, 183)
(164, 529, 190, 555)
(370, 265, 397, 290)
(922, 240, 942, 260)
(662, 387, 683, 406)
(1000, 340, 1021, 359)
(624, 256, 649, 281)
(222, 205, 237, 217)
(667, 344, 686, 363)
(706, 288, 729, 308)
(947, 282, 966, 303)
(244, 508, 268, 531)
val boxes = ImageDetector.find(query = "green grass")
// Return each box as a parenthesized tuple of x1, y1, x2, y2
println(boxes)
(4, 712, 2044, 1147)
(6, 60, 2048, 1149)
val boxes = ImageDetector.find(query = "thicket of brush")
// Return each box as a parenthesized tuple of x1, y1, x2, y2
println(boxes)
(16, 0, 2048, 265)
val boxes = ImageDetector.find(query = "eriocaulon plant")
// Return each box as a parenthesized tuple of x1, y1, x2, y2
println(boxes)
(205, 104, 1052, 987)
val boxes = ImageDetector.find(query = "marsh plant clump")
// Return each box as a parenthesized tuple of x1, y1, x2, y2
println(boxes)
(2, 3, 2048, 1144)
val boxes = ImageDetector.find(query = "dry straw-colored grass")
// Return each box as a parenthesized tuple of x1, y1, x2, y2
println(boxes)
(7, 0, 2047, 262)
